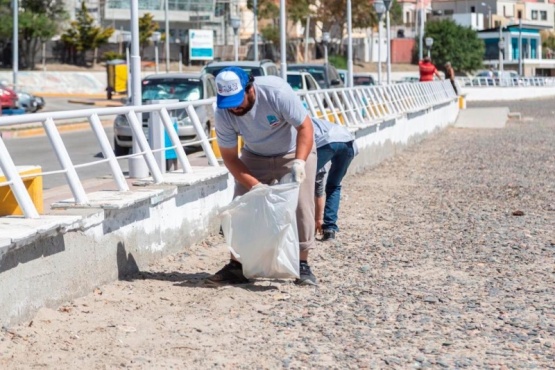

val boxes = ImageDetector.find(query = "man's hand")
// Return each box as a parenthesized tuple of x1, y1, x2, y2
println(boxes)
(315, 218, 323, 236)
(291, 159, 306, 183)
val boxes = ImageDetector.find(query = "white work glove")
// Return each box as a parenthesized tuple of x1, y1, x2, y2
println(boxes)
(291, 159, 306, 184)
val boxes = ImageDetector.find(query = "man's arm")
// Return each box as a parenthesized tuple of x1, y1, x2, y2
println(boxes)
(294, 115, 314, 160)
(220, 146, 260, 190)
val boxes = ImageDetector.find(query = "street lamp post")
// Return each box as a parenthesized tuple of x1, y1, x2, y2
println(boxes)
(165, 0, 170, 72)
(425, 37, 433, 58)
(322, 32, 330, 66)
(253, 0, 258, 61)
(347, 0, 353, 87)
(129, 0, 147, 178)
(418, 0, 425, 61)
(383, 0, 393, 85)
(481, 2, 492, 28)
(518, 16, 523, 76)
(230, 17, 241, 62)
(151, 31, 161, 73)
(374, 0, 386, 85)
(12, 0, 18, 89)
(498, 26, 504, 73)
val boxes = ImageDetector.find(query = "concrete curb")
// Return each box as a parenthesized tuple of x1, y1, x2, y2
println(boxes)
(67, 99, 124, 108)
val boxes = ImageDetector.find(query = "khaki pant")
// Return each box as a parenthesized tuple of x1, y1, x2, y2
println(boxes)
(234, 146, 317, 252)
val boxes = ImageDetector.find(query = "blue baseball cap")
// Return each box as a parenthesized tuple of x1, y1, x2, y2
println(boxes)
(215, 67, 250, 109)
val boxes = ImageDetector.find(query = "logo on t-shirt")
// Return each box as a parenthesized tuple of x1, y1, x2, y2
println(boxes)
(266, 115, 279, 127)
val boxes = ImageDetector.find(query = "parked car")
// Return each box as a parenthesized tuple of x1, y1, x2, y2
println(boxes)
(471, 70, 523, 86)
(113, 73, 216, 156)
(337, 69, 347, 84)
(396, 76, 420, 83)
(288, 63, 344, 89)
(0, 85, 18, 110)
(353, 72, 376, 86)
(16, 91, 45, 113)
(286, 71, 321, 92)
(201, 59, 280, 77)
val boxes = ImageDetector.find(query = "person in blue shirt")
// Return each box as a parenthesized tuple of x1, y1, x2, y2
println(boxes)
(312, 117, 357, 241)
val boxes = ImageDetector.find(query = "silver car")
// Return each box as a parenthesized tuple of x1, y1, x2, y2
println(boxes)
(113, 73, 216, 155)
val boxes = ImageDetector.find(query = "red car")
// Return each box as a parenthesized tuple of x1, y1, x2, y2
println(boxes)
(0, 86, 18, 109)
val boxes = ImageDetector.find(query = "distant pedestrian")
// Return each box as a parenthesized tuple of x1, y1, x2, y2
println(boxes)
(312, 118, 357, 241)
(419, 56, 442, 82)
(444, 62, 458, 95)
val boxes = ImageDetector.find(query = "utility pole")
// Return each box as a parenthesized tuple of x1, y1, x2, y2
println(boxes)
(12, 0, 18, 88)
(518, 16, 523, 76)
(253, 0, 258, 61)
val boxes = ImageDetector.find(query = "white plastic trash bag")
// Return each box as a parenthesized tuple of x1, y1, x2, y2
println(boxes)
(219, 182, 300, 279)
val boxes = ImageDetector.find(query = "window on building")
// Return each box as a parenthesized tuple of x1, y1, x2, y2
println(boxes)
(518, 10, 522, 19)
(503, 6, 506, 16)
(470, 6, 475, 13)
(531, 10, 538, 20)
(540, 11, 547, 20)
(444, 9, 454, 15)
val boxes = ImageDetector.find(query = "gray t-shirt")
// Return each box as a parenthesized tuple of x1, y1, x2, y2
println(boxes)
(215, 76, 308, 156)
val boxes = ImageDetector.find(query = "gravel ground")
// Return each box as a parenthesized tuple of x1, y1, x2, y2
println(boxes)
(1, 99, 554, 369)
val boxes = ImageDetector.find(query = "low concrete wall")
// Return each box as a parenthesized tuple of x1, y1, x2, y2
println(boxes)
(0, 99, 459, 326)
(461, 86, 555, 101)
(0, 71, 426, 95)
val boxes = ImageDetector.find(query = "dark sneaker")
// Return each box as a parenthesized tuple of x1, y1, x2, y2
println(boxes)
(295, 263, 318, 286)
(205, 261, 249, 285)
(322, 230, 336, 241)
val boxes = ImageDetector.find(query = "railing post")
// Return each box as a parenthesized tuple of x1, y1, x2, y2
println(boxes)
(186, 105, 220, 167)
(159, 108, 193, 173)
(43, 117, 89, 204)
(88, 113, 129, 191)
(0, 137, 40, 218)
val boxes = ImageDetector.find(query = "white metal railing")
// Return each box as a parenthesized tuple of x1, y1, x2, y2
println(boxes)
(457, 76, 555, 87)
(0, 81, 457, 219)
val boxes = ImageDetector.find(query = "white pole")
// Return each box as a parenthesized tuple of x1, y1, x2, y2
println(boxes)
(347, 0, 353, 87)
(304, 16, 310, 62)
(280, 0, 287, 79)
(499, 25, 504, 73)
(378, 18, 382, 84)
(12, 0, 18, 88)
(253, 0, 258, 61)
(386, 11, 391, 84)
(129, 0, 148, 178)
(234, 29, 239, 62)
(518, 17, 523, 76)
(165, 0, 170, 73)
(155, 43, 159, 73)
(419, 0, 424, 61)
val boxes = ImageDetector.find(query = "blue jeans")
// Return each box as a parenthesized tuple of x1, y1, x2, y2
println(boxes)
(316, 141, 355, 232)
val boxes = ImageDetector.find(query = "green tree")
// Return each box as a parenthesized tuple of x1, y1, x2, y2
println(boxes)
(139, 13, 159, 56)
(0, 0, 67, 69)
(61, 2, 114, 66)
(423, 19, 484, 73)
(540, 29, 555, 58)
